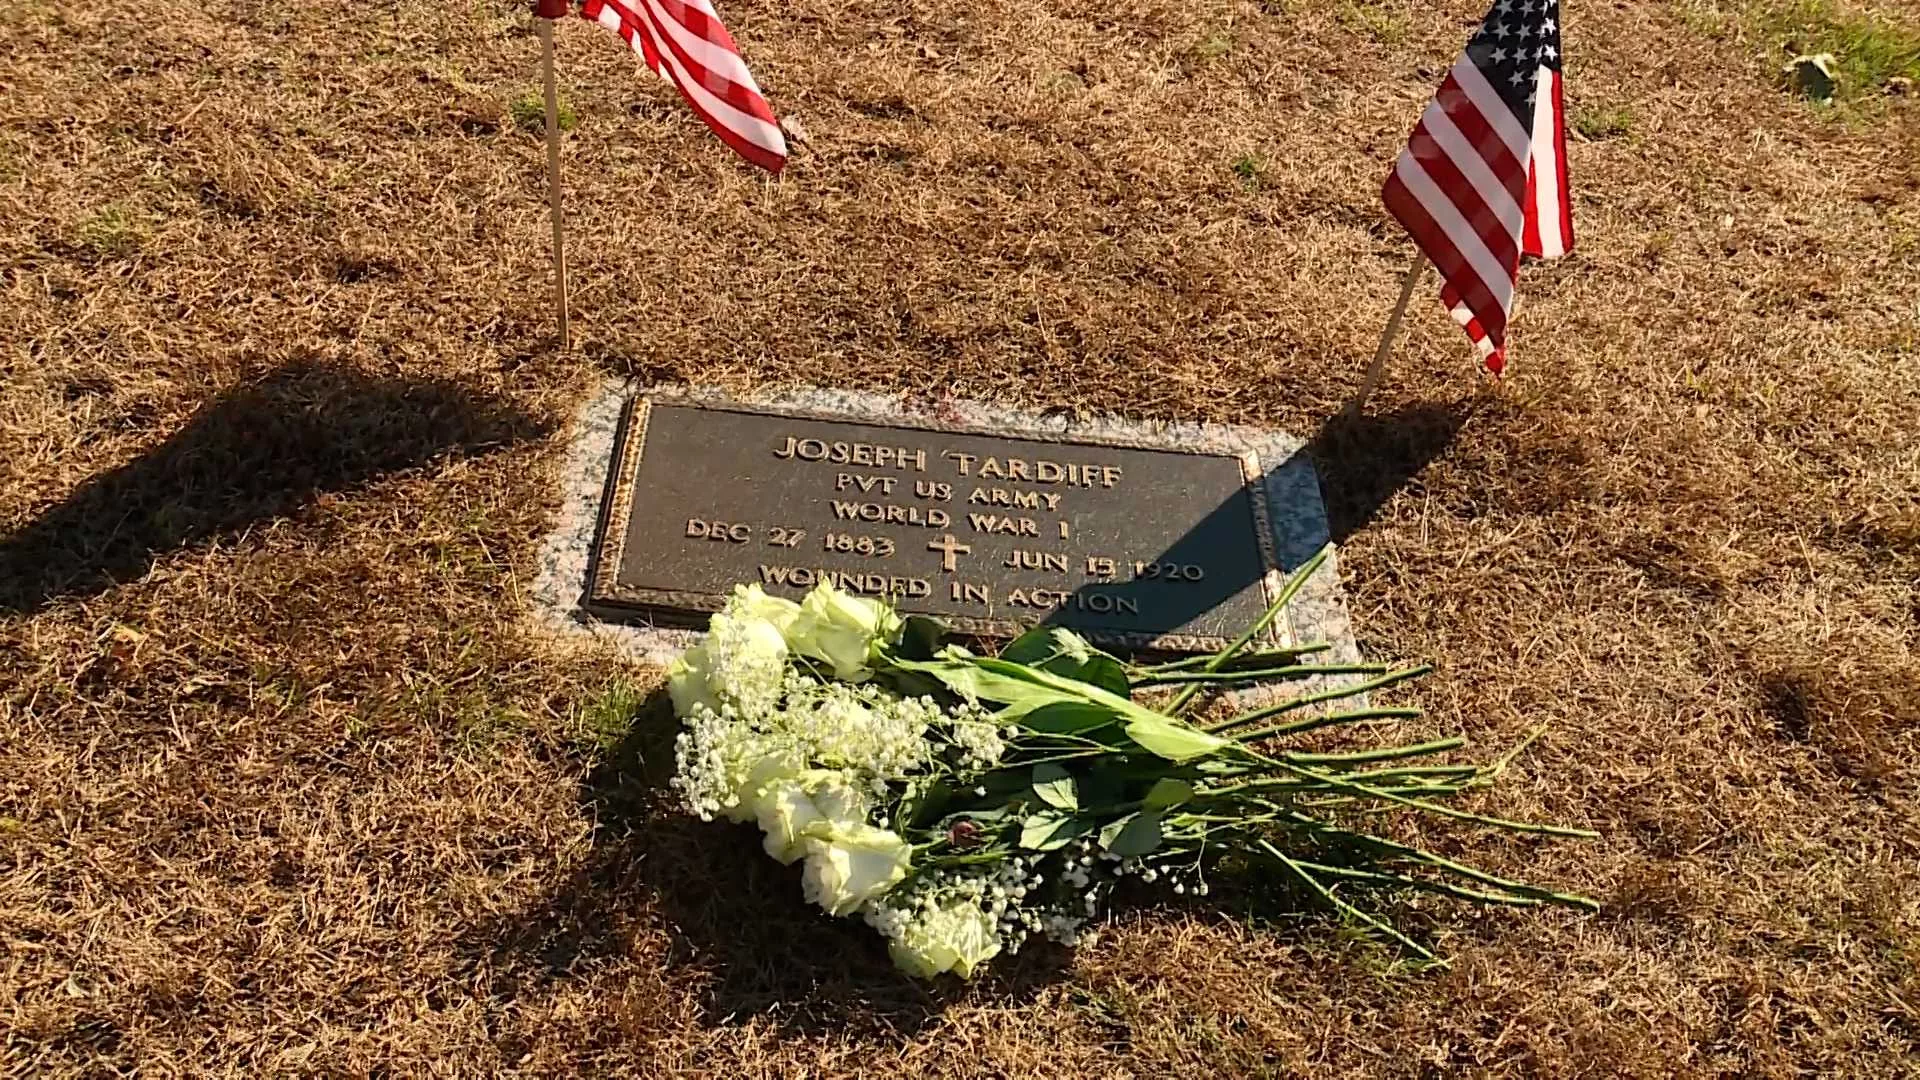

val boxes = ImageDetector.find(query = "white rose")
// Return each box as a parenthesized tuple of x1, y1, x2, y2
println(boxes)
(666, 644, 721, 719)
(797, 822, 911, 916)
(806, 775, 867, 823)
(720, 748, 805, 823)
(751, 770, 868, 863)
(728, 583, 802, 636)
(787, 582, 903, 682)
(888, 899, 1002, 979)
(703, 609, 790, 717)
(714, 611, 789, 666)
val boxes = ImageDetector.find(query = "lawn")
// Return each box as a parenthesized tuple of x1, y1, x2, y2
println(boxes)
(1, 0, 1916, 1074)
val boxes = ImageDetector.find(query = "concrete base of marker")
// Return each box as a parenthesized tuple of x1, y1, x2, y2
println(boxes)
(529, 382, 1370, 708)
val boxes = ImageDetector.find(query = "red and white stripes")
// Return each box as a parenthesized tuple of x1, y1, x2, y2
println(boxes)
(576, 0, 787, 172)
(1522, 68, 1573, 259)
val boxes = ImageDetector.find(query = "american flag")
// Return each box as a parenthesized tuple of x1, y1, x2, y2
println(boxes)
(556, 0, 787, 172)
(1382, 0, 1573, 374)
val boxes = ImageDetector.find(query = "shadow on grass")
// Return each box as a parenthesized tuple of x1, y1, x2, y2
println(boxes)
(463, 695, 1077, 1039)
(1306, 400, 1475, 545)
(0, 361, 546, 614)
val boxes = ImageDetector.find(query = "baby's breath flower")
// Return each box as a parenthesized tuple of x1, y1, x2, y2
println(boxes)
(944, 713, 1008, 770)
(782, 682, 934, 778)
(668, 702, 799, 822)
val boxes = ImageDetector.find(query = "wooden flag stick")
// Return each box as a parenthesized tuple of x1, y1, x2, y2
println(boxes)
(1345, 252, 1429, 417)
(538, 16, 570, 350)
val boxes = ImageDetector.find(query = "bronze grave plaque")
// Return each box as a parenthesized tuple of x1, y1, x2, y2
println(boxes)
(589, 396, 1288, 652)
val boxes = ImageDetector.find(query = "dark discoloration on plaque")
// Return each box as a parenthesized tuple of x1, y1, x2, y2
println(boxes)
(589, 397, 1285, 652)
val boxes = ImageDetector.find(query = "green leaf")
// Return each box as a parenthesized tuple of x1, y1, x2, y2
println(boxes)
(881, 669, 947, 700)
(932, 804, 1012, 831)
(1048, 628, 1096, 663)
(1003, 629, 1131, 697)
(893, 615, 950, 662)
(1020, 810, 1095, 851)
(1075, 767, 1129, 809)
(1062, 654, 1131, 698)
(899, 653, 1170, 738)
(998, 626, 1062, 665)
(1143, 778, 1195, 811)
(969, 657, 1163, 722)
(1019, 701, 1121, 735)
(1098, 811, 1163, 856)
(889, 657, 1082, 718)
(1124, 714, 1230, 762)
(1031, 763, 1078, 810)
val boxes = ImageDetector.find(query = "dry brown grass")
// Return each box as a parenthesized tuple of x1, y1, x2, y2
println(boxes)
(3, 0, 1918, 1073)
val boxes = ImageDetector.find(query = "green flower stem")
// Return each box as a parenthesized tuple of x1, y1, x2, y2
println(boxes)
(1196, 777, 1321, 797)
(1284, 812, 1601, 910)
(1002, 748, 1118, 768)
(919, 851, 1013, 869)
(1255, 839, 1437, 962)
(1133, 663, 1392, 686)
(1231, 745, 1598, 838)
(1136, 643, 1333, 674)
(1244, 776, 1466, 803)
(1166, 545, 1331, 715)
(1290, 786, 1467, 810)
(1230, 775, 1470, 798)
(1227, 706, 1424, 744)
(1204, 763, 1456, 799)
(1017, 729, 1124, 748)
(1291, 860, 1547, 907)
(1196, 777, 1479, 818)
(1284, 736, 1465, 766)
(1342, 763, 1482, 783)
(1203, 666, 1434, 734)
(1461, 726, 1548, 790)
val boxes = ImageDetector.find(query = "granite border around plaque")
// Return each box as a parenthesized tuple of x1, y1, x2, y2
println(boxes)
(529, 382, 1364, 686)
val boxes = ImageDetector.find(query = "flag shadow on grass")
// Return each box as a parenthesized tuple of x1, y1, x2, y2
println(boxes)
(0, 361, 546, 614)
(1306, 400, 1475, 545)
(1033, 399, 1474, 645)
(456, 697, 1078, 1039)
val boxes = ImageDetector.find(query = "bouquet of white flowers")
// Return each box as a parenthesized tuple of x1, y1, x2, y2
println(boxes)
(665, 546, 1594, 978)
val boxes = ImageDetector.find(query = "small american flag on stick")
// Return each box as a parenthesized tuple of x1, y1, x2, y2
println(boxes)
(1383, 0, 1573, 374)
(543, 0, 787, 172)
(529, 0, 785, 348)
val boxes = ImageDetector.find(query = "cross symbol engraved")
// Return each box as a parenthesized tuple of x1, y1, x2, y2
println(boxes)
(927, 534, 972, 572)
